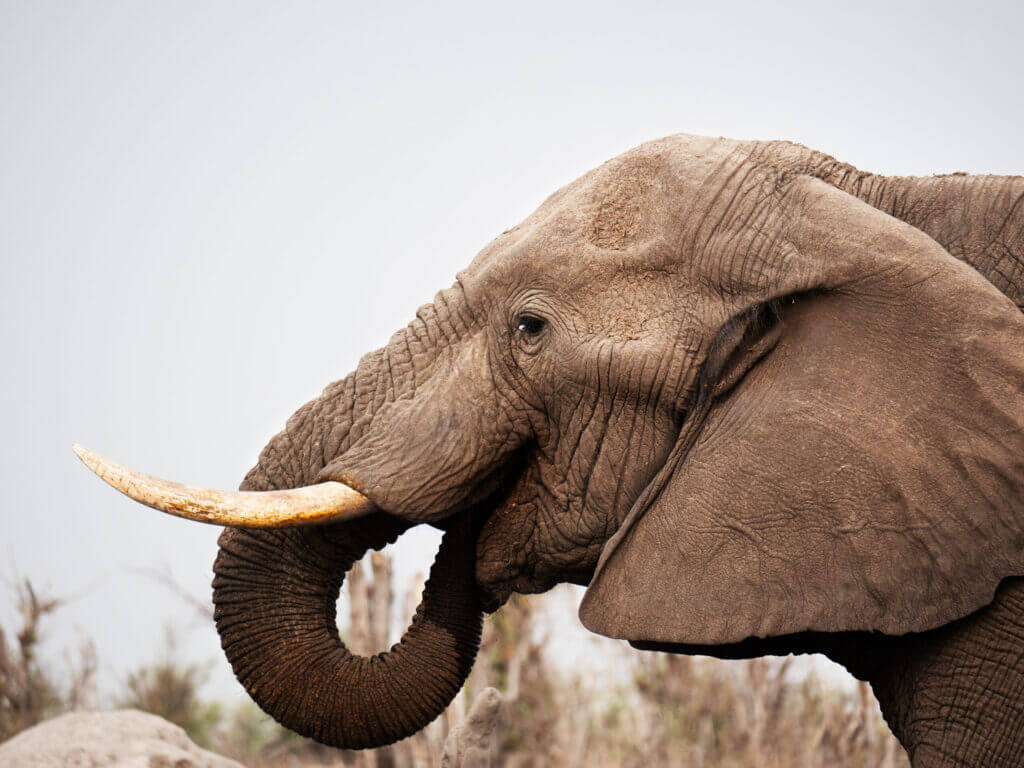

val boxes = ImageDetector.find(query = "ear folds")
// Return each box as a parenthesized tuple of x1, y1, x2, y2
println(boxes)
(580, 176, 1024, 646)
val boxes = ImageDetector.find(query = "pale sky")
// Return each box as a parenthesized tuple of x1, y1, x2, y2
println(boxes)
(2, 0, 1022, 701)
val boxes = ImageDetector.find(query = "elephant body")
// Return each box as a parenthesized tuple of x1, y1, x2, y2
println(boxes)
(83, 134, 1024, 767)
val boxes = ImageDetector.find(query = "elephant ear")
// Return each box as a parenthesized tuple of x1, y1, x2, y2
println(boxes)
(580, 175, 1024, 645)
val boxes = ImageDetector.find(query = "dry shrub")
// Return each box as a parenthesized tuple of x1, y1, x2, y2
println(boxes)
(457, 588, 908, 768)
(582, 653, 910, 768)
(0, 579, 97, 741)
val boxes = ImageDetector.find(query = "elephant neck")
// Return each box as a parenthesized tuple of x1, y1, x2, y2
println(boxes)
(841, 172, 1024, 308)
(865, 577, 1024, 768)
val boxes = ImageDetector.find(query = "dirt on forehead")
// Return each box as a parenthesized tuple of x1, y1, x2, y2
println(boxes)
(583, 134, 731, 252)
(586, 152, 663, 250)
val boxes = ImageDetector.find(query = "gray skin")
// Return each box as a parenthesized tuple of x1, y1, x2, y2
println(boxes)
(211, 135, 1024, 767)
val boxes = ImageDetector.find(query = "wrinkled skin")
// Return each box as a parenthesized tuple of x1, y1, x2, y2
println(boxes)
(212, 135, 1024, 766)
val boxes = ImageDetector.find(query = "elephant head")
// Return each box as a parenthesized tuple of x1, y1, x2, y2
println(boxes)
(78, 134, 1024, 751)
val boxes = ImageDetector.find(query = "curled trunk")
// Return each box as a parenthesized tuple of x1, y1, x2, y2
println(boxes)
(210, 286, 494, 748)
(212, 512, 483, 748)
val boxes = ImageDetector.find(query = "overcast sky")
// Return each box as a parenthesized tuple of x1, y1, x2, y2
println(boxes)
(3, 0, 1022, 701)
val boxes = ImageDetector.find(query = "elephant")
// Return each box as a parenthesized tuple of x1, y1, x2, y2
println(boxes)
(76, 134, 1024, 767)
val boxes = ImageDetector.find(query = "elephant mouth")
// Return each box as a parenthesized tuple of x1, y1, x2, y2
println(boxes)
(473, 510, 600, 614)
(454, 450, 593, 613)
(474, 565, 531, 613)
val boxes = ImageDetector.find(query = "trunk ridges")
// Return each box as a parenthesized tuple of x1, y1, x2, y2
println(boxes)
(212, 512, 483, 749)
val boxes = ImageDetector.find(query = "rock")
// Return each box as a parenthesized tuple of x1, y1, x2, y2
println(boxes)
(0, 709, 246, 768)
(440, 688, 503, 768)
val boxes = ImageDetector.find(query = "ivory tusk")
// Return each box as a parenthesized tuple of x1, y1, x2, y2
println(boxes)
(72, 443, 376, 527)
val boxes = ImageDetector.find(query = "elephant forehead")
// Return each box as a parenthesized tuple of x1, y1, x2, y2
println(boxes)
(581, 134, 741, 247)
(463, 134, 754, 285)
(462, 227, 670, 297)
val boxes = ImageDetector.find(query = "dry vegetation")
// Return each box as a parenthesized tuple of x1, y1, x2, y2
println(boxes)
(0, 579, 97, 741)
(1, 561, 909, 767)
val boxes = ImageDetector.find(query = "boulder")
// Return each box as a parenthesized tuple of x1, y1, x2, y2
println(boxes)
(0, 709, 245, 768)
(440, 687, 503, 768)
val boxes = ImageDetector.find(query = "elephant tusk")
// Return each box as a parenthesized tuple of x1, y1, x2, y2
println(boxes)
(72, 443, 376, 527)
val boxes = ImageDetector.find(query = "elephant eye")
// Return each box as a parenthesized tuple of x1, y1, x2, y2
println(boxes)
(515, 314, 547, 337)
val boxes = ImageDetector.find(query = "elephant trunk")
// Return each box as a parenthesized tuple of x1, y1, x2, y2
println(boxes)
(77, 283, 498, 747)
(211, 287, 489, 748)
(212, 511, 482, 749)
